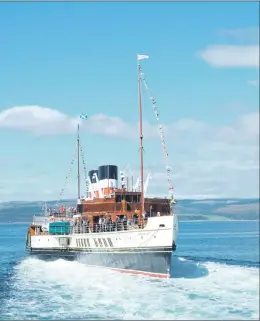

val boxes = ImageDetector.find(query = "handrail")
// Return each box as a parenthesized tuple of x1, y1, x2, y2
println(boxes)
(72, 221, 146, 234)
(34, 220, 147, 235)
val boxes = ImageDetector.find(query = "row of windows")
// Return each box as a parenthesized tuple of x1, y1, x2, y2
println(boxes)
(76, 237, 113, 248)
(76, 238, 90, 248)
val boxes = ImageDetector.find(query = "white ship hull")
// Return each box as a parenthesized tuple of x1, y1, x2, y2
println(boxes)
(27, 215, 178, 278)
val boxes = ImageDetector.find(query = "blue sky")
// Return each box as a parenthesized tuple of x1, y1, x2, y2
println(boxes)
(0, 2, 259, 201)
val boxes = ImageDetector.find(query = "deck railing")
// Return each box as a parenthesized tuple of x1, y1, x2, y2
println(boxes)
(34, 220, 147, 235)
(71, 221, 145, 234)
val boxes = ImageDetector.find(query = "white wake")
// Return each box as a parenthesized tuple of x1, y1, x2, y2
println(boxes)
(3, 257, 259, 320)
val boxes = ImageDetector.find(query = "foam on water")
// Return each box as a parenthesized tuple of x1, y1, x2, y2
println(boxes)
(2, 257, 259, 320)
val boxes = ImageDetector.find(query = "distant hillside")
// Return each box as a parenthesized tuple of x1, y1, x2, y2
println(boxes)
(0, 198, 259, 223)
(173, 198, 259, 221)
(0, 199, 74, 223)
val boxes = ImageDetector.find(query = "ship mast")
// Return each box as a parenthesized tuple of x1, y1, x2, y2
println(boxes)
(77, 123, 80, 199)
(137, 57, 145, 215)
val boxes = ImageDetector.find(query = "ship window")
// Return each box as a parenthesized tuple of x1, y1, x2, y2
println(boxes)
(76, 239, 79, 247)
(86, 239, 90, 247)
(98, 238, 103, 247)
(125, 195, 131, 202)
(93, 238, 99, 247)
(83, 239, 87, 247)
(159, 224, 165, 228)
(81, 239, 83, 247)
(107, 238, 113, 247)
(102, 238, 108, 247)
(116, 195, 121, 203)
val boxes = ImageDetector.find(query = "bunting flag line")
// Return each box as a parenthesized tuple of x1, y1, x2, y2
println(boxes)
(57, 144, 78, 206)
(139, 65, 175, 201)
(79, 142, 89, 196)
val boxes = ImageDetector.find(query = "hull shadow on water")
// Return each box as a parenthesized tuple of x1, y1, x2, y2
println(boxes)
(27, 251, 209, 280)
(170, 255, 209, 279)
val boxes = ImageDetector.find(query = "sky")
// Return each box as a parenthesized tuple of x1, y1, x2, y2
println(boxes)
(0, 1, 259, 202)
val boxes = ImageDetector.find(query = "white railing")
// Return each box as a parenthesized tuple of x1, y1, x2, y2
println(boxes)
(32, 216, 49, 225)
(32, 216, 149, 235)
(71, 220, 146, 234)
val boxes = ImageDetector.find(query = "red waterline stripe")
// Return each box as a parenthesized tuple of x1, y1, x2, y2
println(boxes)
(85, 264, 170, 279)
(111, 267, 170, 279)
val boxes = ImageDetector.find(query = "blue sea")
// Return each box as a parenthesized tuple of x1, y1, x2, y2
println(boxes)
(0, 221, 259, 320)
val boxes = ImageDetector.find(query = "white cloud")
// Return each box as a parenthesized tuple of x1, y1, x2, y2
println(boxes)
(84, 113, 137, 139)
(218, 27, 259, 43)
(0, 105, 204, 139)
(198, 26, 259, 68)
(0, 105, 259, 200)
(0, 106, 79, 135)
(216, 112, 259, 143)
(169, 118, 207, 132)
(0, 103, 258, 143)
(146, 160, 259, 199)
(0, 106, 258, 149)
(144, 112, 259, 199)
(247, 79, 259, 87)
(197, 45, 259, 68)
(0, 106, 150, 139)
(0, 106, 133, 137)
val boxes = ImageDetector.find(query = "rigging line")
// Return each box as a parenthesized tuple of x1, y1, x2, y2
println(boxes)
(57, 144, 78, 206)
(79, 142, 89, 196)
(139, 67, 175, 201)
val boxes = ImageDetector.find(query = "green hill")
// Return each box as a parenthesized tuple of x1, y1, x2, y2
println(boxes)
(0, 198, 258, 223)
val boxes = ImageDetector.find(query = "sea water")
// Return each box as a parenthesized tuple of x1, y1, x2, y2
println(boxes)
(0, 221, 259, 320)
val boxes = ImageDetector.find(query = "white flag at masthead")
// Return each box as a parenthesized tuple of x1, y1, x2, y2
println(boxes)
(137, 54, 149, 60)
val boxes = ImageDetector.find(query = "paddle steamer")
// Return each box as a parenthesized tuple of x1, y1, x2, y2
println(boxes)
(26, 55, 178, 278)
